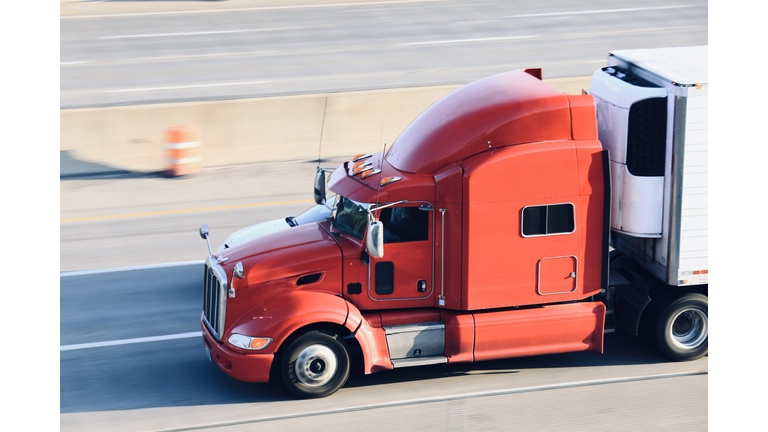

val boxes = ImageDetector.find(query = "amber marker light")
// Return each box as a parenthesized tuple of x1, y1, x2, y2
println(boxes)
(362, 169, 381, 179)
(352, 153, 372, 162)
(354, 166, 373, 176)
(380, 176, 401, 186)
(227, 334, 273, 350)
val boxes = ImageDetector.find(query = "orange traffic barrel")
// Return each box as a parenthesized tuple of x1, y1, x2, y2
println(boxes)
(165, 125, 202, 177)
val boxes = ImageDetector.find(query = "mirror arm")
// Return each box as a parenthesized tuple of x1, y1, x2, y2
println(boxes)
(369, 200, 408, 212)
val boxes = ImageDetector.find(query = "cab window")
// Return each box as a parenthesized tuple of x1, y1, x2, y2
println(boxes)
(378, 206, 429, 243)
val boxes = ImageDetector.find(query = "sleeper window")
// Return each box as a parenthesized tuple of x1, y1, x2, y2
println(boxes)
(522, 203, 575, 237)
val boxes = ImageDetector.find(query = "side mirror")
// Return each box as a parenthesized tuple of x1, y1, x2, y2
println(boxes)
(229, 262, 244, 298)
(314, 168, 326, 205)
(200, 224, 212, 256)
(233, 262, 244, 279)
(366, 220, 384, 259)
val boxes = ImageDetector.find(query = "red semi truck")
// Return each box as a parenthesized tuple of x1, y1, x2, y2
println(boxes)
(199, 46, 708, 398)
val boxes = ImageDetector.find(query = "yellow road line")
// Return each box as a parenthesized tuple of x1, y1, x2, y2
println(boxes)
(61, 199, 314, 223)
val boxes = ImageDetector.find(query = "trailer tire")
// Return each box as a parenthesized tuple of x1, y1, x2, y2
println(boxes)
(280, 329, 350, 398)
(655, 293, 708, 361)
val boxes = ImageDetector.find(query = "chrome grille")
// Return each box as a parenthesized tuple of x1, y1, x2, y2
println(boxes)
(202, 259, 227, 340)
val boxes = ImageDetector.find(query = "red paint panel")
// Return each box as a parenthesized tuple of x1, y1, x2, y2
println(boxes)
(348, 308, 391, 374)
(473, 302, 605, 362)
(202, 317, 273, 382)
(386, 70, 572, 175)
(434, 164, 464, 309)
(575, 144, 607, 298)
(227, 291, 350, 354)
(440, 310, 475, 363)
(378, 308, 441, 326)
(218, 223, 343, 328)
(327, 153, 435, 205)
(369, 239, 433, 303)
(538, 256, 577, 295)
(568, 95, 598, 140)
(461, 142, 583, 309)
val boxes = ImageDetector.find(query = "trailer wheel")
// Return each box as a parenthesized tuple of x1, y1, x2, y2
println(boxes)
(655, 293, 708, 361)
(280, 330, 350, 398)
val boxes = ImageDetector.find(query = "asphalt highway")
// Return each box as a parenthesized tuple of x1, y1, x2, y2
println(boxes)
(60, 160, 708, 431)
(60, 0, 708, 108)
(60, 263, 708, 431)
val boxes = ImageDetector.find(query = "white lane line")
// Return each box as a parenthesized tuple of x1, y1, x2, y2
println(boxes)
(61, 332, 202, 351)
(132, 51, 275, 62)
(401, 35, 538, 46)
(104, 81, 270, 93)
(508, 5, 697, 18)
(58, 51, 274, 68)
(101, 28, 296, 39)
(61, 0, 446, 19)
(60, 260, 203, 277)
(401, 25, 703, 47)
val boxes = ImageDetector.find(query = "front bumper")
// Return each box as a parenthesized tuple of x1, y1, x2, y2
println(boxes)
(201, 314, 274, 383)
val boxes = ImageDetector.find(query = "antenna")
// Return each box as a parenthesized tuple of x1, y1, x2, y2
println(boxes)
(317, 96, 328, 167)
(375, 142, 387, 214)
(374, 120, 386, 213)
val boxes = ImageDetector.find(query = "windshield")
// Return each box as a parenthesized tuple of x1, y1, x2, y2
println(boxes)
(332, 196, 370, 240)
(289, 200, 334, 226)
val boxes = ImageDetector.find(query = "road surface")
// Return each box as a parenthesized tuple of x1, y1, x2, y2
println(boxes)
(61, 263, 707, 432)
(60, 0, 708, 108)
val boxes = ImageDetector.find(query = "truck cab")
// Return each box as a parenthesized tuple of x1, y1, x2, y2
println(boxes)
(199, 47, 707, 399)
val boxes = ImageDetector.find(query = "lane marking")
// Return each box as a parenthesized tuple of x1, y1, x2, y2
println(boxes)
(61, 0, 446, 19)
(401, 35, 538, 46)
(59, 51, 275, 68)
(104, 80, 270, 93)
(399, 25, 704, 48)
(399, 25, 703, 47)
(61, 331, 202, 351)
(60, 198, 314, 223)
(567, 25, 704, 38)
(124, 51, 275, 62)
(101, 28, 297, 39)
(60, 260, 203, 277)
(508, 5, 698, 18)
(155, 370, 708, 430)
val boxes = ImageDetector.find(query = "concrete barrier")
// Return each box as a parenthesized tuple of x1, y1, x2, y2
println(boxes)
(60, 77, 591, 176)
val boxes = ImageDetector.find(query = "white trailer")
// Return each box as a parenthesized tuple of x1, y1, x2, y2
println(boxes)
(589, 46, 708, 360)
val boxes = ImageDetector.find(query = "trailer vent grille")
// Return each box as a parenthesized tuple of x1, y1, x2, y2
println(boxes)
(202, 263, 226, 340)
(627, 97, 667, 177)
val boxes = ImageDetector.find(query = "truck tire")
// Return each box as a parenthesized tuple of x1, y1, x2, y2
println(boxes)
(280, 329, 350, 398)
(655, 293, 708, 361)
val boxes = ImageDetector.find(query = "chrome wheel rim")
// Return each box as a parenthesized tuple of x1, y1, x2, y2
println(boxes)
(670, 308, 708, 350)
(295, 344, 338, 386)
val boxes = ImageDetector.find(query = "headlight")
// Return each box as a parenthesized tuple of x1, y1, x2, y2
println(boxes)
(227, 334, 273, 350)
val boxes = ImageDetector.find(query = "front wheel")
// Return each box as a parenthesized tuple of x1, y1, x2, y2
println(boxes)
(655, 293, 708, 361)
(280, 330, 350, 398)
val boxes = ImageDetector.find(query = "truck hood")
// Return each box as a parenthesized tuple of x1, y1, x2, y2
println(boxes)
(218, 218, 289, 252)
(218, 203, 334, 252)
(217, 221, 342, 290)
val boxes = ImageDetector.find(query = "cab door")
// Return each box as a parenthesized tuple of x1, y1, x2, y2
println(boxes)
(368, 204, 434, 304)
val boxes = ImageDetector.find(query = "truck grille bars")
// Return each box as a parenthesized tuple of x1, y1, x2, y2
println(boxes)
(203, 258, 228, 341)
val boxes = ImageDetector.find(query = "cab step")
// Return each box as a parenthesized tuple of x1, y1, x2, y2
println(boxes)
(391, 355, 448, 368)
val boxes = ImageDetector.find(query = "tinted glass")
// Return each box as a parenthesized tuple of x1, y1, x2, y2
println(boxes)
(547, 204, 575, 234)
